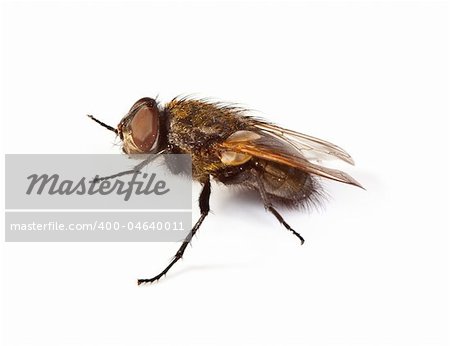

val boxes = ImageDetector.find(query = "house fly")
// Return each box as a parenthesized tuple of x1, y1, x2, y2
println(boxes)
(88, 96, 363, 284)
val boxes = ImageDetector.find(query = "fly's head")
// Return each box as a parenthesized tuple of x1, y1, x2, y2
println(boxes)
(117, 98, 161, 155)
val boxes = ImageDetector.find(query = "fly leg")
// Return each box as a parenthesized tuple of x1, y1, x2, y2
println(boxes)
(252, 169, 305, 245)
(92, 152, 162, 183)
(138, 177, 211, 284)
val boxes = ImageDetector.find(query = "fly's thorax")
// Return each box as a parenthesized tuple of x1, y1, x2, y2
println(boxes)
(165, 98, 249, 155)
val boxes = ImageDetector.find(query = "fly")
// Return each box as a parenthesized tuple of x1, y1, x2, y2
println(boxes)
(88, 96, 363, 284)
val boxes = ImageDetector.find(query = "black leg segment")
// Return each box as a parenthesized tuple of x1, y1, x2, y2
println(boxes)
(252, 169, 305, 245)
(92, 152, 163, 183)
(138, 177, 212, 284)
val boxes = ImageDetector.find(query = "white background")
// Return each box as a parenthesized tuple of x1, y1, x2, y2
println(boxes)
(1, 1, 449, 345)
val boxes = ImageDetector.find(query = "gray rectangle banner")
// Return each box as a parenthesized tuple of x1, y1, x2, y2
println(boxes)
(5, 154, 192, 210)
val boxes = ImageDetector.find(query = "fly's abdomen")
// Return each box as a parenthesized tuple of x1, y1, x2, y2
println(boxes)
(257, 160, 321, 208)
(216, 159, 322, 209)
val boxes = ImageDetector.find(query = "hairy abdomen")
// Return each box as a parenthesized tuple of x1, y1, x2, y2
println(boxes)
(215, 159, 322, 209)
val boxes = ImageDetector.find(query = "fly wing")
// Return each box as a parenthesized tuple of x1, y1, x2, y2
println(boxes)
(249, 121, 355, 165)
(219, 129, 363, 189)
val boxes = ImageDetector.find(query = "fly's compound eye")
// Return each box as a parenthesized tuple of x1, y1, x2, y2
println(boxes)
(127, 99, 160, 153)
(118, 97, 160, 154)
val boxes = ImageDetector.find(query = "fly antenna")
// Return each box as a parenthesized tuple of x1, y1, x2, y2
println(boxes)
(87, 115, 118, 134)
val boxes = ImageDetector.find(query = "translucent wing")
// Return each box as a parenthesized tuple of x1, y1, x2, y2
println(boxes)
(219, 129, 363, 189)
(249, 121, 355, 165)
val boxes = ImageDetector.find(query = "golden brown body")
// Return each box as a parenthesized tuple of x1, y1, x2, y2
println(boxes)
(165, 99, 249, 180)
(165, 99, 329, 207)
